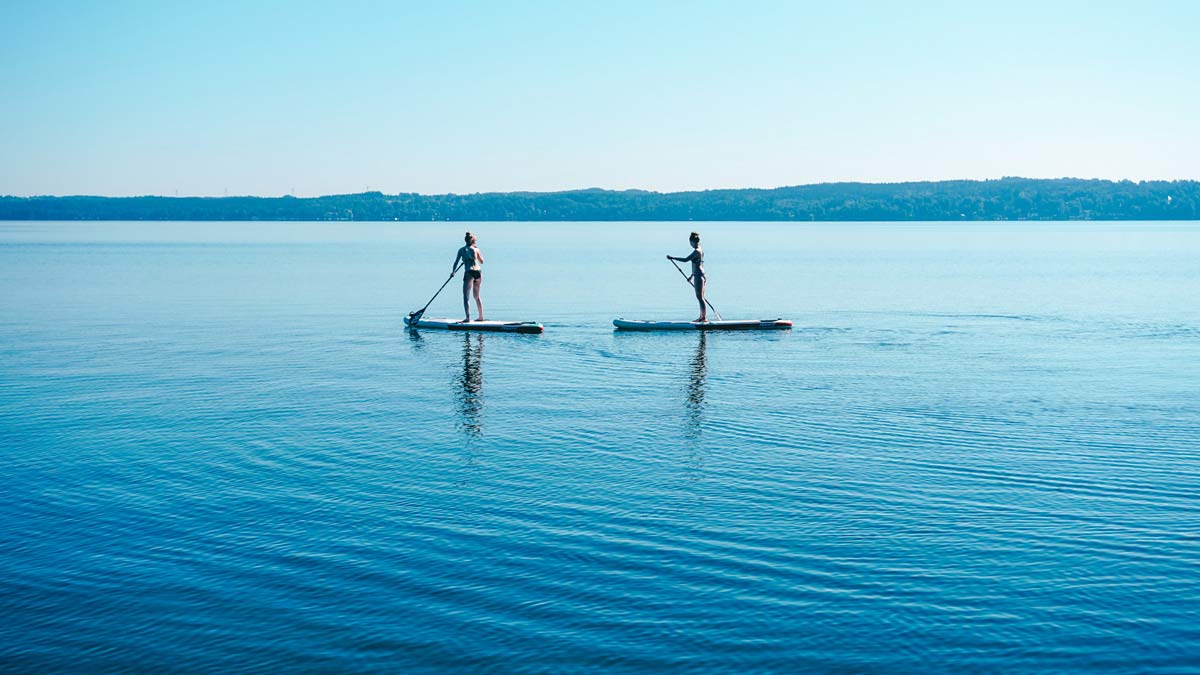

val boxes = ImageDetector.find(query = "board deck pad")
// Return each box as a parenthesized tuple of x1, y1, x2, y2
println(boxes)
(613, 318, 792, 331)
(405, 316, 544, 333)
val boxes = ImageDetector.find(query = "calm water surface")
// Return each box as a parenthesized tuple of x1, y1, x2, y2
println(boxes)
(1, 221, 1198, 673)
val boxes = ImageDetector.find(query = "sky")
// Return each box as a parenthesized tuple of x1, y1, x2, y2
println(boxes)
(1, 1, 1197, 196)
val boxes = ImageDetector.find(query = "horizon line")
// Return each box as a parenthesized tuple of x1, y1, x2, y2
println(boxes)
(6, 176, 1200, 200)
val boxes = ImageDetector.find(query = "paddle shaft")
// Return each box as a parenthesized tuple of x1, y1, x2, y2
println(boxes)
(669, 258, 722, 321)
(410, 261, 462, 323)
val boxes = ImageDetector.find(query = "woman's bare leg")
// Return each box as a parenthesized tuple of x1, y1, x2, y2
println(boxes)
(473, 278, 484, 321)
(461, 278, 471, 321)
(694, 276, 707, 322)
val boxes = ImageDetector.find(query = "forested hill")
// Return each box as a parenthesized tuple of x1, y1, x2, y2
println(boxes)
(2, 178, 1197, 221)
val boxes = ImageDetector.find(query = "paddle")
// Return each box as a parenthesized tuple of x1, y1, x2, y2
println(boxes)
(408, 261, 463, 327)
(668, 258, 722, 321)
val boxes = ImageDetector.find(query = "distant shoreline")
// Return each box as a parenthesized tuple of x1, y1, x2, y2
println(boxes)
(2, 178, 1197, 221)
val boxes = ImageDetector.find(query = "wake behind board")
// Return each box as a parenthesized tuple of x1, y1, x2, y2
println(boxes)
(405, 316, 544, 333)
(613, 318, 792, 331)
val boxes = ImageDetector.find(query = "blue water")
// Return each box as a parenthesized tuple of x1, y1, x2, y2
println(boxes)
(1, 221, 1198, 673)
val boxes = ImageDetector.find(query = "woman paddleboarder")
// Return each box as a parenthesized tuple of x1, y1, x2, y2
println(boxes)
(667, 231, 706, 322)
(456, 231, 485, 322)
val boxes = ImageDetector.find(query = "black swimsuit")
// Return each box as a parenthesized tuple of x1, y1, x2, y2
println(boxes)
(459, 245, 482, 280)
(684, 248, 704, 280)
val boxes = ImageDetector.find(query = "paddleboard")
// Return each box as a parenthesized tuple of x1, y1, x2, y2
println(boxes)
(404, 316, 544, 333)
(613, 318, 792, 331)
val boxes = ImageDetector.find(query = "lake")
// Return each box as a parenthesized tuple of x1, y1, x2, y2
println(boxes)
(1, 221, 1198, 673)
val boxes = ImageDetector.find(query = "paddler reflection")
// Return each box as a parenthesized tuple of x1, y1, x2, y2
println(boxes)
(685, 332, 708, 440)
(455, 332, 484, 437)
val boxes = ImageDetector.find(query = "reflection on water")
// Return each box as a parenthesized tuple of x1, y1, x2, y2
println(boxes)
(685, 332, 708, 440)
(455, 332, 484, 437)
(405, 326, 425, 351)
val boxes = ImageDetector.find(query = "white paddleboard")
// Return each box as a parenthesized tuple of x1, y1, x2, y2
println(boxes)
(405, 316, 544, 333)
(613, 318, 792, 331)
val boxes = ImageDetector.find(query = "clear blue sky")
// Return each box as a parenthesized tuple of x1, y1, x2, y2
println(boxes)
(2, 1, 1197, 196)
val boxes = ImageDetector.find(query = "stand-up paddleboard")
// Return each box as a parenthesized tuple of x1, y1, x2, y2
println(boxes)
(405, 316, 544, 333)
(613, 318, 792, 331)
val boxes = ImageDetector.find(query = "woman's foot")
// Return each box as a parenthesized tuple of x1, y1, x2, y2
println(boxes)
(476, 316, 486, 322)
(459, 318, 470, 323)
(694, 316, 707, 323)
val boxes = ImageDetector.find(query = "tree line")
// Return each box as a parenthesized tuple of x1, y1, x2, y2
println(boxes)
(2, 178, 1197, 221)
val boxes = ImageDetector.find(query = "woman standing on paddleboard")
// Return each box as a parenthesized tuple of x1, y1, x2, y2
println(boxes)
(667, 231, 706, 322)
(456, 231, 485, 322)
